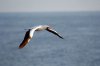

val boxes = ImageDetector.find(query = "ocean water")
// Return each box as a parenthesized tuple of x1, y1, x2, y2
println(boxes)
(0, 12, 100, 66)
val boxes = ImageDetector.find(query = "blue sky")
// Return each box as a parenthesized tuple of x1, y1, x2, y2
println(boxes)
(0, 0, 100, 12)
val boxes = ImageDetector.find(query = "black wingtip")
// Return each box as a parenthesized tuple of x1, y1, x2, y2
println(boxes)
(62, 37, 64, 39)
(59, 36, 64, 39)
(19, 46, 23, 49)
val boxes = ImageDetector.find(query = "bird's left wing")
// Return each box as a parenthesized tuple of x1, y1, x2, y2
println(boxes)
(19, 30, 31, 49)
(19, 28, 37, 49)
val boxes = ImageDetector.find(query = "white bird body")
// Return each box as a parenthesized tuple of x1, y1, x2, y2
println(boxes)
(29, 28, 36, 38)
(19, 25, 63, 49)
(29, 25, 49, 38)
(32, 25, 49, 31)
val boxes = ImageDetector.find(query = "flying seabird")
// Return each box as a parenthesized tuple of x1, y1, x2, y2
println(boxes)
(19, 25, 64, 49)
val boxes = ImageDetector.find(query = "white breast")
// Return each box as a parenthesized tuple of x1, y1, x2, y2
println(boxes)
(29, 25, 48, 37)
(29, 29, 36, 38)
(36, 25, 48, 31)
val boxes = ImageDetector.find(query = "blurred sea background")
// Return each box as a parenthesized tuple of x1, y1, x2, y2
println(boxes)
(0, 12, 100, 66)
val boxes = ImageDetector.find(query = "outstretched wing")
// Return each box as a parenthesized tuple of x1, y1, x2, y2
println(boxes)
(19, 30, 31, 49)
(46, 27, 64, 39)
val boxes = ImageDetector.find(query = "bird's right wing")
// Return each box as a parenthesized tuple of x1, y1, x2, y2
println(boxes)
(46, 27, 64, 39)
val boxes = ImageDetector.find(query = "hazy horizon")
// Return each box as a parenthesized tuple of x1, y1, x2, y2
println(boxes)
(0, 0, 100, 12)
